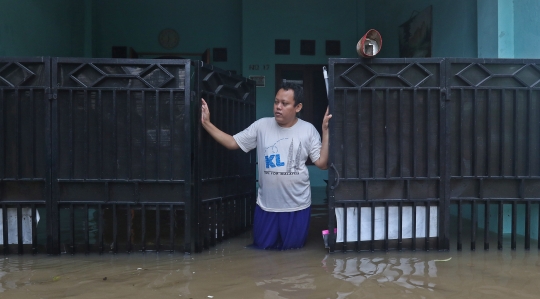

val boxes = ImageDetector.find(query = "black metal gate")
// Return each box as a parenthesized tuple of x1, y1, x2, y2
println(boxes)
(0, 57, 256, 255)
(328, 58, 540, 252)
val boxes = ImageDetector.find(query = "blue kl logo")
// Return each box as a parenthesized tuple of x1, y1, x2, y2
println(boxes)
(265, 154, 285, 168)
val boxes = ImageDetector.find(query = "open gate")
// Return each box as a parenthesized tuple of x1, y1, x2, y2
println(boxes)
(328, 58, 540, 252)
(0, 57, 256, 255)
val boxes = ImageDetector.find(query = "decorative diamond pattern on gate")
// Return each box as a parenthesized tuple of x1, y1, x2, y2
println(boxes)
(456, 64, 491, 86)
(69, 63, 174, 88)
(514, 64, 540, 87)
(140, 65, 174, 88)
(0, 62, 36, 87)
(340, 63, 377, 87)
(454, 63, 540, 87)
(399, 63, 433, 87)
(202, 71, 247, 99)
(340, 63, 433, 88)
(70, 64, 105, 87)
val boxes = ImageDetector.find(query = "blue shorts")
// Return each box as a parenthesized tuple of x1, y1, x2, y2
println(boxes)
(252, 205, 311, 250)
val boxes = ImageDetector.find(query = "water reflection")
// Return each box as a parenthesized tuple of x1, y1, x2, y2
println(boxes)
(323, 255, 440, 291)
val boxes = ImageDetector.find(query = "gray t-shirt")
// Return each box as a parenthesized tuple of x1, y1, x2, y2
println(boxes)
(233, 117, 322, 212)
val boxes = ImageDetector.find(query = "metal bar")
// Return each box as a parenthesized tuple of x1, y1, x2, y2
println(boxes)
(412, 89, 417, 178)
(512, 89, 519, 176)
(341, 90, 349, 179)
(155, 91, 160, 180)
(98, 204, 103, 254)
(425, 202, 430, 250)
(155, 204, 161, 252)
(457, 200, 462, 250)
(2, 205, 8, 254)
(70, 204, 75, 254)
(459, 89, 464, 176)
(482, 179, 489, 250)
(384, 90, 389, 178)
(511, 201, 517, 250)
(142, 92, 147, 180)
(384, 202, 389, 251)
(127, 204, 132, 253)
(69, 90, 74, 179)
(84, 204, 89, 254)
(31, 204, 37, 254)
(16, 89, 20, 179)
(211, 201, 216, 247)
(440, 69, 449, 251)
(525, 200, 531, 250)
(356, 202, 361, 252)
(343, 203, 348, 252)
(471, 200, 476, 251)
(169, 204, 175, 253)
(127, 91, 132, 180)
(31, 89, 36, 179)
(216, 200, 223, 244)
(357, 91, 361, 178)
(486, 89, 491, 176)
(141, 204, 146, 252)
(398, 201, 403, 251)
(498, 201, 503, 250)
(113, 204, 118, 253)
(398, 89, 403, 177)
(500, 89, 505, 176)
(0, 89, 4, 180)
(169, 90, 174, 180)
(17, 205, 23, 254)
(370, 89, 375, 177)
(49, 61, 60, 254)
(472, 89, 477, 176)
(412, 201, 417, 251)
(113, 90, 118, 179)
(84, 90, 89, 180)
(527, 89, 532, 177)
(98, 90, 103, 179)
(426, 89, 430, 178)
(370, 202, 375, 252)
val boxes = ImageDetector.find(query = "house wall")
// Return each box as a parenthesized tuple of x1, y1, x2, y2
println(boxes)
(514, 0, 540, 58)
(365, 0, 478, 58)
(0, 0, 86, 57)
(93, 0, 242, 73)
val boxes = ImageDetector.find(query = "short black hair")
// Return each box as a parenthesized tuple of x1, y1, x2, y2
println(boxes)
(280, 82, 303, 106)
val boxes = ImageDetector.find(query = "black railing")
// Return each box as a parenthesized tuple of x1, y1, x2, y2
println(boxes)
(0, 57, 256, 255)
(328, 58, 540, 252)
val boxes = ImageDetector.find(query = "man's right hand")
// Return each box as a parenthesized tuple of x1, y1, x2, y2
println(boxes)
(201, 98, 210, 125)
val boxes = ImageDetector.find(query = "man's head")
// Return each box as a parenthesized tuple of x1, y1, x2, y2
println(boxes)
(279, 82, 304, 107)
(274, 82, 303, 127)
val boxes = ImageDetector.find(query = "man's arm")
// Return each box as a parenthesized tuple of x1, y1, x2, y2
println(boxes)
(313, 107, 332, 170)
(201, 98, 240, 150)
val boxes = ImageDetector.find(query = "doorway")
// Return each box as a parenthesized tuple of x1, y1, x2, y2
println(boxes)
(275, 64, 328, 136)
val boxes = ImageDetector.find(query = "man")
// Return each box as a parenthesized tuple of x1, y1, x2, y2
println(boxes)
(200, 82, 331, 250)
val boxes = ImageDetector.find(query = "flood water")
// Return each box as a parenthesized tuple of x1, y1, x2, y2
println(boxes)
(2, 203, 540, 299)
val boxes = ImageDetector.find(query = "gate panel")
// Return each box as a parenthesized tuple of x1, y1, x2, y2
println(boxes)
(51, 58, 191, 254)
(0, 57, 50, 254)
(328, 58, 446, 252)
(446, 58, 540, 250)
(194, 64, 257, 251)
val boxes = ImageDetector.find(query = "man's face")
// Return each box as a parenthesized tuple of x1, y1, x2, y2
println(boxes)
(274, 88, 302, 127)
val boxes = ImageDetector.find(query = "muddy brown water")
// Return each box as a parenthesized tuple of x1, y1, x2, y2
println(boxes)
(1, 204, 540, 299)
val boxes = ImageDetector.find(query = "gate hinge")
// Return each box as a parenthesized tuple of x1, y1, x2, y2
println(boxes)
(46, 88, 57, 101)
